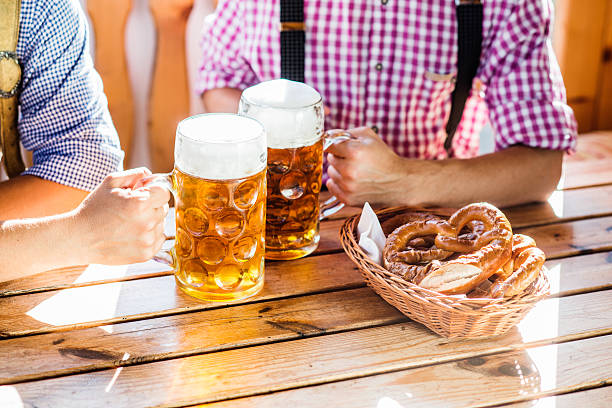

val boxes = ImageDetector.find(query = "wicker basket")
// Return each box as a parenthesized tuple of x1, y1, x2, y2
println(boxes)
(340, 206, 550, 338)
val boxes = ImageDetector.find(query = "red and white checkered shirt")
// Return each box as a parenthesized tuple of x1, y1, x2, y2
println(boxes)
(197, 0, 577, 159)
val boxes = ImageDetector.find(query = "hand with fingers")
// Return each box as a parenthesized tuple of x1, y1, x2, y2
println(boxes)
(74, 168, 171, 265)
(325, 127, 415, 207)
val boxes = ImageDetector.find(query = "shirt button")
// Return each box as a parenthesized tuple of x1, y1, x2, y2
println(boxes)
(375, 63, 383, 71)
(371, 125, 379, 134)
(381, 0, 389, 4)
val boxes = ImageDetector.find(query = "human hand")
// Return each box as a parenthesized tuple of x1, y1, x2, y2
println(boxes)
(325, 127, 417, 207)
(73, 168, 171, 265)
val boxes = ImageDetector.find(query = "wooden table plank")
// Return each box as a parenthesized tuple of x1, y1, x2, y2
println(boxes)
(501, 385, 612, 408)
(566, 132, 612, 163)
(3, 184, 612, 296)
(0, 253, 362, 337)
(200, 336, 612, 408)
(560, 159, 612, 190)
(0, 249, 609, 382)
(0, 230, 610, 339)
(6, 321, 611, 407)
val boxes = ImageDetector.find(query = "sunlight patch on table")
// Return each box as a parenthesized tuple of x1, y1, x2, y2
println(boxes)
(547, 190, 564, 219)
(26, 264, 127, 334)
(105, 353, 131, 393)
(0, 386, 23, 408)
(377, 396, 406, 408)
(517, 266, 561, 343)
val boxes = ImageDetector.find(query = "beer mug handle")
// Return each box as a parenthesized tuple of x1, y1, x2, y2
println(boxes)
(319, 129, 355, 220)
(135, 172, 177, 267)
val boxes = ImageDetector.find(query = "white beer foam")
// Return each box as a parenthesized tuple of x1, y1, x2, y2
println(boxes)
(175, 114, 267, 180)
(240, 79, 323, 149)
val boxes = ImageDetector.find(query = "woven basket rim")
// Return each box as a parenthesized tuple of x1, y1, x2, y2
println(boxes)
(340, 206, 551, 312)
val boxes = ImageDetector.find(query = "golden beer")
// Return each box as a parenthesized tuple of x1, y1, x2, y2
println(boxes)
(154, 113, 267, 301)
(265, 139, 323, 259)
(173, 167, 266, 301)
(239, 79, 325, 259)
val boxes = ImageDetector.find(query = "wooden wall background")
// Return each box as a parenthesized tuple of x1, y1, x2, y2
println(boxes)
(554, 0, 612, 132)
(76, 0, 611, 174)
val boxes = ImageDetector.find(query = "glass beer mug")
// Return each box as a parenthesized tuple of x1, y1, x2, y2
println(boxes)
(239, 79, 346, 260)
(152, 114, 267, 301)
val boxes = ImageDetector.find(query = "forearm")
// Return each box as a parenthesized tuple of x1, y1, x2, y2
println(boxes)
(0, 211, 85, 282)
(0, 175, 88, 219)
(202, 87, 242, 113)
(409, 146, 563, 208)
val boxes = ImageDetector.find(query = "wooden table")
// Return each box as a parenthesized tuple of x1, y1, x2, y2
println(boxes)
(1, 133, 611, 407)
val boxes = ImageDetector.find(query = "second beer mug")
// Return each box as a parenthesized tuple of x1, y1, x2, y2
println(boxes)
(239, 79, 344, 260)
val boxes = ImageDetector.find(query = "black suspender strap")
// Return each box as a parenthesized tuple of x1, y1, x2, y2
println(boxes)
(280, 0, 305, 83)
(444, 0, 483, 157)
(278, 0, 482, 157)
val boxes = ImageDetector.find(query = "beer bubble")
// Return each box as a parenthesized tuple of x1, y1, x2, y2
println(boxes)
(214, 264, 243, 290)
(280, 171, 307, 200)
(184, 208, 209, 236)
(234, 180, 259, 209)
(176, 228, 193, 258)
(215, 209, 245, 239)
(197, 236, 227, 265)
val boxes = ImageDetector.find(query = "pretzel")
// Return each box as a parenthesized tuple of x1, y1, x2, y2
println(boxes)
(490, 246, 545, 298)
(495, 234, 537, 280)
(382, 212, 442, 236)
(419, 203, 513, 295)
(383, 219, 455, 265)
(434, 220, 485, 253)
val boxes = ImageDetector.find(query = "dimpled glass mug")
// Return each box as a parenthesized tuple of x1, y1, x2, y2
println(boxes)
(151, 114, 267, 302)
(239, 79, 347, 260)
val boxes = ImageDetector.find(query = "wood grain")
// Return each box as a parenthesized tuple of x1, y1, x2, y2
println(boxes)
(560, 159, 612, 190)
(148, 0, 194, 172)
(0, 225, 611, 337)
(0, 285, 610, 385)
(201, 336, 612, 408)
(501, 385, 612, 408)
(87, 0, 135, 163)
(553, 0, 608, 131)
(0, 253, 362, 337)
(596, 4, 612, 129)
(6, 325, 611, 407)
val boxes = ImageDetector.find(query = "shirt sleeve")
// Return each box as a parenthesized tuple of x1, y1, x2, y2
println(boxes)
(482, 0, 577, 152)
(17, 0, 123, 191)
(195, 0, 258, 94)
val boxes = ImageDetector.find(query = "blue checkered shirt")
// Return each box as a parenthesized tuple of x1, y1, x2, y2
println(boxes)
(14, 0, 123, 191)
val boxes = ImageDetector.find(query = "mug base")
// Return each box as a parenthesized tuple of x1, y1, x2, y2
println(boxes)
(265, 240, 319, 260)
(175, 275, 264, 302)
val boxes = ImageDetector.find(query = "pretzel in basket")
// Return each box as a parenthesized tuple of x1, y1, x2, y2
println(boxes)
(489, 241, 545, 298)
(383, 203, 515, 295)
(419, 203, 513, 295)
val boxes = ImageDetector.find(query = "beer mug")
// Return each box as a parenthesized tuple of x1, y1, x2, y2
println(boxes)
(151, 114, 267, 301)
(238, 79, 346, 260)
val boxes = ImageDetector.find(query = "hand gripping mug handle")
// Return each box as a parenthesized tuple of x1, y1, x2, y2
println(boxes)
(135, 172, 177, 267)
(319, 129, 355, 220)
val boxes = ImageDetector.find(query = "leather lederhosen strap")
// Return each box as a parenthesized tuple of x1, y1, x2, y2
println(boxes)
(0, 0, 25, 178)
(279, 0, 483, 158)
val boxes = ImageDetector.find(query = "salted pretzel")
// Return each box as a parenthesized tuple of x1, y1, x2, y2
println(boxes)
(490, 245, 545, 298)
(383, 218, 455, 265)
(434, 219, 485, 253)
(418, 203, 513, 295)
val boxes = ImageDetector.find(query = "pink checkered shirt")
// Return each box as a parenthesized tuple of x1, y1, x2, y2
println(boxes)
(197, 0, 577, 159)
